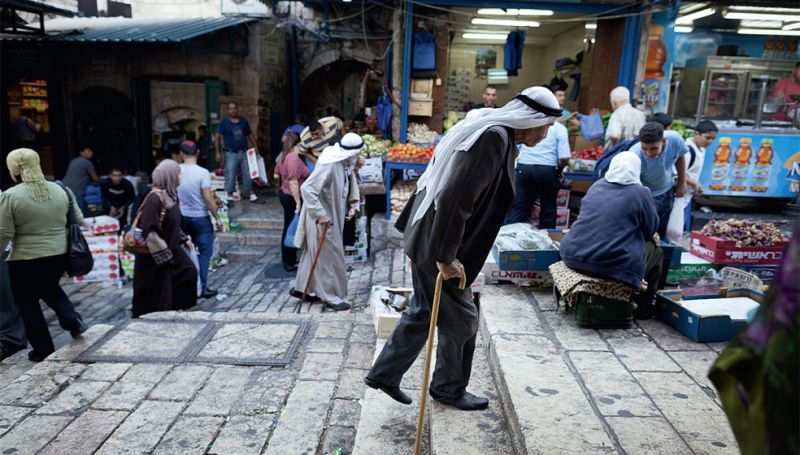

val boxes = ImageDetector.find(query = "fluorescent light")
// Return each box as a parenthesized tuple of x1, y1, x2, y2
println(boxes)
(725, 11, 800, 22)
(585, 22, 597, 30)
(740, 20, 783, 29)
(476, 8, 553, 16)
(675, 26, 693, 33)
(472, 18, 540, 27)
(679, 3, 709, 15)
(784, 22, 800, 31)
(730, 6, 800, 14)
(462, 33, 509, 40)
(676, 8, 715, 25)
(737, 28, 800, 36)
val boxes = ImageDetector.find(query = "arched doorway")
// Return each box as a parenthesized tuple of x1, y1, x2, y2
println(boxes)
(299, 61, 382, 121)
(74, 87, 134, 174)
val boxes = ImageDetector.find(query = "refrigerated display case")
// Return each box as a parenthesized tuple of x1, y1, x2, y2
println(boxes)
(702, 57, 795, 121)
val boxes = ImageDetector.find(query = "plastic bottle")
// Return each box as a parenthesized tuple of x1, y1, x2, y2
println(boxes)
(709, 138, 732, 190)
(729, 138, 752, 191)
(762, 36, 775, 59)
(750, 138, 774, 192)
(644, 25, 667, 80)
(775, 36, 786, 60)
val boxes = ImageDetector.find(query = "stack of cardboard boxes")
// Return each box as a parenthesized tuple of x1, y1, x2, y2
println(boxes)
(445, 68, 472, 112)
(530, 190, 571, 229)
(210, 171, 240, 203)
(345, 215, 368, 264)
(76, 216, 122, 283)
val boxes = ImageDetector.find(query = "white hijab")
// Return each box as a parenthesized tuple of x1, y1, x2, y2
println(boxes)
(605, 151, 642, 185)
(316, 132, 363, 166)
(412, 86, 561, 225)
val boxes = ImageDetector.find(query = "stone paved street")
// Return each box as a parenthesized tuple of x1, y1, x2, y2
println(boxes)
(0, 222, 742, 454)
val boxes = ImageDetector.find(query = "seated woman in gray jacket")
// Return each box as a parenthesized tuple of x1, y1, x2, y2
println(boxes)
(559, 151, 663, 320)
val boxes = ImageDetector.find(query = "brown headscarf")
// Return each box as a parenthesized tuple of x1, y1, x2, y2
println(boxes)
(6, 148, 50, 202)
(152, 159, 180, 208)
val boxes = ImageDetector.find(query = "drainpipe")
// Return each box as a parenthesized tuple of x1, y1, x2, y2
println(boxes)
(399, 1, 413, 144)
(290, 24, 299, 118)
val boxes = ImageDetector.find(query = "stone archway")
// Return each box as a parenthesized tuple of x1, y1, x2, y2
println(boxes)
(299, 60, 383, 121)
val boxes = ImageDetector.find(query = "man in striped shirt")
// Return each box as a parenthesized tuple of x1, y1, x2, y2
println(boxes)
(298, 116, 344, 171)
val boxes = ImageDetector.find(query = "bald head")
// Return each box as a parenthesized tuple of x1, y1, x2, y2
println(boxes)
(610, 86, 631, 111)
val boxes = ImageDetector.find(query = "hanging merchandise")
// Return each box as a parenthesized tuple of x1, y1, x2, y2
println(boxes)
(376, 96, 392, 139)
(569, 73, 581, 101)
(577, 110, 605, 141)
(413, 33, 435, 72)
(503, 30, 526, 76)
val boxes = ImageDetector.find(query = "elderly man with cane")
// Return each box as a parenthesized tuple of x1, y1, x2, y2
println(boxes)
(289, 133, 365, 312)
(364, 86, 562, 411)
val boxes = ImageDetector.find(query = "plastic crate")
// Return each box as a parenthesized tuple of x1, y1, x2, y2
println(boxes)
(555, 286, 633, 329)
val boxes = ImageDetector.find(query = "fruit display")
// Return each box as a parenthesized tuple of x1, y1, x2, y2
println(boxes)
(387, 143, 434, 164)
(568, 145, 605, 172)
(361, 134, 391, 158)
(443, 111, 462, 133)
(701, 218, 784, 247)
(407, 122, 438, 144)
(390, 180, 416, 218)
(672, 120, 693, 139)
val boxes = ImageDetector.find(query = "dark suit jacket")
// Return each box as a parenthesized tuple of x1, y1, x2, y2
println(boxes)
(395, 126, 517, 284)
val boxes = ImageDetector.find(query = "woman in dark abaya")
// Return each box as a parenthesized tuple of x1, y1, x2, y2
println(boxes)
(131, 159, 197, 318)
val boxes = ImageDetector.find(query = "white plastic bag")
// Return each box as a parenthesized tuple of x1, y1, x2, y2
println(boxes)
(184, 245, 201, 297)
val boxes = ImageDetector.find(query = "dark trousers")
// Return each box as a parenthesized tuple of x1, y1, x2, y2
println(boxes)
(508, 164, 560, 228)
(367, 264, 478, 399)
(7, 254, 81, 358)
(0, 250, 27, 353)
(652, 186, 675, 239)
(182, 216, 214, 292)
(633, 241, 664, 309)
(278, 191, 298, 266)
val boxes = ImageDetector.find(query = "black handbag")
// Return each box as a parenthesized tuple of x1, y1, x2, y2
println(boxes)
(58, 183, 94, 277)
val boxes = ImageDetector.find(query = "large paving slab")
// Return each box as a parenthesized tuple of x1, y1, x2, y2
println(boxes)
(0, 414, 74, 455)
(38, 410, 128, 455)
(263, 379, 336, 454)
(94, 400, 184, 455)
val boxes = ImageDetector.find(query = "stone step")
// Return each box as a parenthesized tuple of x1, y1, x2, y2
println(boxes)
(223, 244, 269, 262)
(217, 229, 283, 247)
(235, 214, 284, 230)
(353, 332, 513, 454)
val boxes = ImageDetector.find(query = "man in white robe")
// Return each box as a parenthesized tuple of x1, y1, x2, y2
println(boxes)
(290, 133, 364, 311)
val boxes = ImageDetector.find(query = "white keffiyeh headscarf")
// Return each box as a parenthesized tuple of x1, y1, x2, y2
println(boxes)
(411, 86, 561, 225)
(316, 132, 364, 167)
(604, 151, 642, 186)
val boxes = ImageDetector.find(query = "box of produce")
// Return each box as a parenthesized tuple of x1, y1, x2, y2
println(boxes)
(568, 145, 604, 172)
(390, 180, 416, 219)
(360, 135, 391, 158)
(556, 189, 570, 208)
(690, 219, 788, 265)
(531, 204, 570, 229)
(666, 252, 718, 284)
(734, 264, 778, 282)
(407, 122, 438, 143)
(493, 224, 560, 271)
(655, 288, 764, 342)
(82, 215, 121, 235)
(85, 233, 119, 253)
(481, 253, 554, 287)
(387, 143, 434, 164)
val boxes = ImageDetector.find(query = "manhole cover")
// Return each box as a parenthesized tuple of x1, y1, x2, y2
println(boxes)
(75, 320, 308, 366)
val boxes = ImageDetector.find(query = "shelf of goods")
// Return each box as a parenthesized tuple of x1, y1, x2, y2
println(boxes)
(384, 143, 434, 219)
(385, 161, 427, 219)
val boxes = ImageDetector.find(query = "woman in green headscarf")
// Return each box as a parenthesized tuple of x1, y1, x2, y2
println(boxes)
(0, 148, 88, 362)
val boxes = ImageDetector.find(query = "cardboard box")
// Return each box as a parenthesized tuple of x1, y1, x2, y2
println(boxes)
(493, 230, 561, 271)
(245, 148, 268, 187)
(666, 252, 718, 284)
(556, 189, 570, 208)
(74, 269, 121, 283)
(211, 208, 230, 232)
(655, 288, 764, 342)
(531, 204, 570, 229)
(120, 253, 135, 277)
(567, 159, 597, 173)
(411, 79, 434, 99)
(371, 285, 413, 339)
(409, 99, 433, 117)
(734, 264, 778, 283)
(481, 254, 554, 287)
(85, 234, 119, 253)
(359, 157, 384, 182)
(82, 215, 121, 235)
(690, 231, 788, 266)
(471, 272, 486, 293)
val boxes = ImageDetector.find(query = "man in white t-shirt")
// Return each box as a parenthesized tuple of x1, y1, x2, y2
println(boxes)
(178, 141, 223, 299)
(605, 86, 646, 148)
(666, 120, 718, 242)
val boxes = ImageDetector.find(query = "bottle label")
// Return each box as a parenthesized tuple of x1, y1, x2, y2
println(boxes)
(711, 164, 729, 182)
(752, 165, 770, 187)
(642, 80, 660, 109)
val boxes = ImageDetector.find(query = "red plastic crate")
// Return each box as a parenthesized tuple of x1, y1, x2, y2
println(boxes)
(690, 231, 788, 266)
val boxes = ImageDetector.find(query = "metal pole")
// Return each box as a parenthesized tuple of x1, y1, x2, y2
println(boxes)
(399, 1, 413, 144)
(754, 81, 767, 129)
(695, 80, 706, 126)
(794, 101, 799, 130)
(670, 80, 680, 118)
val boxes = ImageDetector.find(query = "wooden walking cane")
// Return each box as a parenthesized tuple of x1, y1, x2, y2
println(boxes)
(414, 269, 468, 455)
(295, 223, 330, 313)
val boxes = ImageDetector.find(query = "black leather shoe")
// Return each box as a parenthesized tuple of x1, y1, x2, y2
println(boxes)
(28, 350, 53, 362)
(70, 318, 89, 338)
(289, 287, 320, 302)
(325, 301, 351, 311)
(364, 377, 412, 405)
(430, 391, 489, 411)
(633, 303, 653, 320)
(200, 288, 219, 299)
(283, 263, 298, 272)
(0, 345, 24, 362)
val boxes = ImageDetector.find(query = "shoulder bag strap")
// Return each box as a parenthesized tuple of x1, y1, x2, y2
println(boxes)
(130, 189, 166, 230)
(57, 182, 77, 227)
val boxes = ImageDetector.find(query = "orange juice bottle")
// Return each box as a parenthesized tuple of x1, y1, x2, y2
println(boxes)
(709, 138, 732, 190)
(644, 25, 667, 80)
(763, 36, 775, 59)
(729, 138, 752, 191)
(750, 138, 774, 192)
